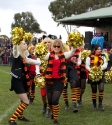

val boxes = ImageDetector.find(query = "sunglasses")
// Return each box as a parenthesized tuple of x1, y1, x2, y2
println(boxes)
(53, 45, 60, 48)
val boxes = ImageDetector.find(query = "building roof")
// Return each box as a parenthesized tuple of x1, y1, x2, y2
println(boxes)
(57, 6, 112, 27)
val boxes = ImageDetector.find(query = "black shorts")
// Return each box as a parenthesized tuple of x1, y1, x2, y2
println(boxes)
(10, 76, 28, 94)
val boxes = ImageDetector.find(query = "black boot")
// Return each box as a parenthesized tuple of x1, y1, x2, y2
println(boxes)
(92, 99, 97, 111)
(65, 101, 69, 110)
(30, 98, 34, 104)
(72, 103, 78, 113)
(98, 98, 104, 111)
(46, 109, 51, 118)
(42, 103, 47, 114)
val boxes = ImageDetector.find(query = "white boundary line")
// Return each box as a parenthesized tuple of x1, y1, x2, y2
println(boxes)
(0, 70, 10, 74)
(0, 69, 19, 123)
(0, 100, 20, 123)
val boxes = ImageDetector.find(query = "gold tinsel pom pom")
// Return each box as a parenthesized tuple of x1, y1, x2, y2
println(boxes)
(89, 66, 103, 82)
(67, 31, 84, 48)
(81, 50, 91, 62)
(40, 60, 48, 73)
(23, 32, 33, 42)
(11, 27, 32, 45)
(105, 71, 112, 83)
(34, 42, 48, 59)
(34, 76, 45, 88)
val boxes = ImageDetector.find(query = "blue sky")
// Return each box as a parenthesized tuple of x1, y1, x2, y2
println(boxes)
(0, 0, 93, 42)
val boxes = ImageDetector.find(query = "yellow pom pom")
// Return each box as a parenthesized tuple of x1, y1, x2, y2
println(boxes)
(34, 42, 48, 59)
(89, 66, 103, 82)
(68, 31, 84, 48)
(34, 76, 45, 88)
(81, 50, 91, 62)
(11, 27, 32, 45)
(105, 71, 112, 83)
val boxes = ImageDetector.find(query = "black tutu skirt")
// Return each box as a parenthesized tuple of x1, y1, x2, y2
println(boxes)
(80, 71, 86, 79)
(66, 62, 79, 83)
(10, 75, 28, 94)
(88, 74, 105, 84)
(46, 78, 64, 93)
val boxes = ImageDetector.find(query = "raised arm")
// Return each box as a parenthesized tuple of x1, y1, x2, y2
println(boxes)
(101, 56, 108, 70)
(85, 57, 90, 71)
(13, 45, 19, 58)
(64, 47, 76, 59)
(26, 57, 41, 65)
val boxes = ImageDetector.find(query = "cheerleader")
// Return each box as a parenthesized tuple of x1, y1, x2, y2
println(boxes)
(8, 30, 41, 125)
(27, 45, 37, 104)
(43, 39, 76, 124)
(40, 36, 53, 115)
(77, 44, 87, 106)
(62, 45, 81, 112)
(85, 44, 108, 111)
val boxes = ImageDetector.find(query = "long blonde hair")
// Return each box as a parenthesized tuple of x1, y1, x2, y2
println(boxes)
(17, 41, 29, 58)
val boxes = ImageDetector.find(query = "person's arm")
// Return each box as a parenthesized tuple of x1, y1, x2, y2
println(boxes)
(70, 52, 82, 66)
(43, 52, 50, 60)
(85, 57, 90, 71)
(26, 57, 41, 65)
(76, 51, 81, 66)
(101, 56, 108, 70)
(13, 45, 19, 58)
(64, 47, 76, 59)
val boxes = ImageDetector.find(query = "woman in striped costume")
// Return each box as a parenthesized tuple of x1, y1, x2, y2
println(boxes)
(44, 39, 76, 124)
(85, 44, 108, 111)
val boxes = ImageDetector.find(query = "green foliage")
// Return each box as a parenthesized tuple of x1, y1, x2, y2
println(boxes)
(49, 0, 76, 21)
(0, 66, 112, 125)
(11, 12, 43, 34)
(48, 0, 112, 20)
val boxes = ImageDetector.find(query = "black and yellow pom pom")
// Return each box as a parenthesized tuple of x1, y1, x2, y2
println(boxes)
(11, 27, 32, 45)
(34, 42, 48, 59)
(105, 71, 112, 83)
(34, 76, 45, 88)
(89, 66, 103, 82)
(67, 31, 84, 48)
(81, 50, 91, 62)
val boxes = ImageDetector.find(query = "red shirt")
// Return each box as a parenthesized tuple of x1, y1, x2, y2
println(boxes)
(52, 58, 61, 78)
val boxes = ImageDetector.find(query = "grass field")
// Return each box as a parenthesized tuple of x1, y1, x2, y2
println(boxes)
(0, 65, 112, 125)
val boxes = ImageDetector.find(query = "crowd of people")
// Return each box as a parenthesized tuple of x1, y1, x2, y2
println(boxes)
(0, 38, 13, 66)
(1, 31, 112, 125)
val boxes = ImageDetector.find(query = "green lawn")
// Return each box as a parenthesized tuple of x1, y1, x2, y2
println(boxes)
(0, 66, 112, 125)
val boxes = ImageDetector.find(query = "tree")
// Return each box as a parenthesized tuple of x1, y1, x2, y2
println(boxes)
(48, 0, 112, 20)
(48, 0, 76, 21)
(11, 12, 46, 34)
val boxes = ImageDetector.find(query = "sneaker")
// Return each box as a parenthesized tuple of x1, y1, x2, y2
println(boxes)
(46, 109, 51, 118)
(98, 104, 104, 111)
(18, 116, 30, 122)
(93, 106, 97, 111)
(65, 105, 69, 110)
(53, 120, 59, 124)
(65, 101, 69, 110)
(42, 103, 47, 114)
(73, 104, 78, 113)
(8, 120, 17, 125)
(77, 100, 82, 107)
